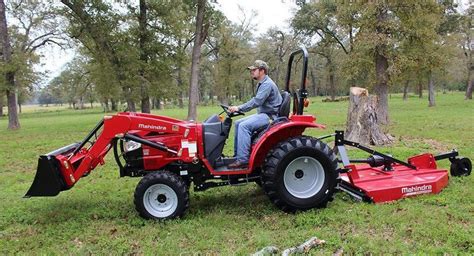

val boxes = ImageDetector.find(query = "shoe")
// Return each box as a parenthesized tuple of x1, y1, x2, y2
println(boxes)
(228, 160, 248, 169)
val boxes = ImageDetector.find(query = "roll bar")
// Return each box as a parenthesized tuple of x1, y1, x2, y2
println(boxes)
(285, 47, 309, 115)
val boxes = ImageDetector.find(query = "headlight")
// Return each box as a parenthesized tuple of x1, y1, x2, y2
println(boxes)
(124, 140, 142, 152)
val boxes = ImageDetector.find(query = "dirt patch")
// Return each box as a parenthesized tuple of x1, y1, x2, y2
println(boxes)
(396, 136, 454, 153)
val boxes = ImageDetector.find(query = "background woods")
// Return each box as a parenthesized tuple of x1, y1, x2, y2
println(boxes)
(0, 0, 472, 129)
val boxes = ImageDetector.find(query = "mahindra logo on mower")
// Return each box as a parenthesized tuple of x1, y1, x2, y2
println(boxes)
(401, 184, 432, 196)
(138, 124, 167, 131)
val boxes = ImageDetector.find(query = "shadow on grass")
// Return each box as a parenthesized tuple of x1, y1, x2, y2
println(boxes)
(187, 185, 280, 219)
(20, 184, 279, 225)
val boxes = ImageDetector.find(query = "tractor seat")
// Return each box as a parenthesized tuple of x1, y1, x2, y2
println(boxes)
(251, 91, 291, 143)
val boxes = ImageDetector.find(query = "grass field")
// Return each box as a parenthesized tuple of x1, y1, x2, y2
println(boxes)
(0, 92, 473, 254)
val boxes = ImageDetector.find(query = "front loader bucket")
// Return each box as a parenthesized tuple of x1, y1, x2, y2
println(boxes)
(24, 143, 79, 197)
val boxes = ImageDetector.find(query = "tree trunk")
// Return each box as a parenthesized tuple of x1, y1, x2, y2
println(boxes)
(345, 87, 393, 146)
(208, 87, 214, 105)
(310, 69, 317, 96)
(327, 58, 336, 101)
(466, 69, 473, 100)
(466, 80, 473, 100)
(187, 0, 206, 121)
(6, 88, 20, 129)
(374, 6, 389, 125)
(0, 94, 3, 116)
(79, 97, 85, 109)
(403, 80, 409, 101)
(1, 0, 20, 129)
(110, 98, 117, 111)
(139, 0, 150, 113)
(156, 98, 163, 110)
(374, 51, 389, 125)
(103, 99, 109, 112)
(177, 66, 184, 108)
(141, 95, 150, 113)
(428, 71, 435, 107)
(418, 80, 423, 98)
(465, 27, 473, 99)
(126, 91, 135, 112)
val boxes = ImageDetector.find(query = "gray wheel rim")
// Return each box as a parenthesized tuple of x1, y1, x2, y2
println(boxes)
(283, 156, 325, 199)
(143, 184, 178, 218)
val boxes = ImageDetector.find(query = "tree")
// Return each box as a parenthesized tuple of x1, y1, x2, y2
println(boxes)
(293, 1, 459, 122)
(130, 0, 180, 112)
(138, 0, 151, 113)
(395, 2, 457, 107)
(187, 0, 208, 120)
(0, 93, 4, 116)
(459, 6, 473, 99)
(255, 28, 301, 89)
(0, 0, 19, 129)
(372, 4, 391, 120)
(292, 1, 351, 101)
(1, 0, 66, 129)
(61, 0, 138, 112)
(205, 11, 254, 105)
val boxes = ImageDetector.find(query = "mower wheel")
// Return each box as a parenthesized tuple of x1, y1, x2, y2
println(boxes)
(134, 171, 189, 220)
(262, 136, 338, 213)
(450, 157, 472, 177)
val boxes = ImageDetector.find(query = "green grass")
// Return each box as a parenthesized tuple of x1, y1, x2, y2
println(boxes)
(0, 92, 473, 254)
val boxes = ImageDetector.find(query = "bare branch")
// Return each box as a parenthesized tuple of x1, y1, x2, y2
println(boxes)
(184, 35, 196, 49)
(29, 38, 64, 53)
(26, 31, 57, 50)
(322, 27, 349, 54)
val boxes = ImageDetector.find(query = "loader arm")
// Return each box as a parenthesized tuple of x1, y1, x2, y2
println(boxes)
(25, 113, 194, 197)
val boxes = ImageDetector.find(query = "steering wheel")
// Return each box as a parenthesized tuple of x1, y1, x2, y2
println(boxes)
(220, 104, 245, 118)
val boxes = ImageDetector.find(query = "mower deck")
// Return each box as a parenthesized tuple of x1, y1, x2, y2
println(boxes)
(340, 163, 449, 203)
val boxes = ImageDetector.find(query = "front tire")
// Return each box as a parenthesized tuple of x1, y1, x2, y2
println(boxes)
(134, 171, 189, 220)
(262, 136, 338, 212)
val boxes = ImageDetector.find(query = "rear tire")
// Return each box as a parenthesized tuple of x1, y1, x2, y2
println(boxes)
(262, 136, 338, 212)
(134, 171, 189, 220)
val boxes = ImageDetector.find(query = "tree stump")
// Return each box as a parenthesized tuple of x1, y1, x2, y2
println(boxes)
(345, 87, 393, 145)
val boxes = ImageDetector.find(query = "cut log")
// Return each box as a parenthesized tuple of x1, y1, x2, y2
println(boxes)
(252, 246, 279, 256)
(281, 237, 325, 256)
(346, 87, 393, 145)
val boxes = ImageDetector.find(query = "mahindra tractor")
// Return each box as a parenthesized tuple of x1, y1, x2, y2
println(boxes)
(25, 47, 472, 220)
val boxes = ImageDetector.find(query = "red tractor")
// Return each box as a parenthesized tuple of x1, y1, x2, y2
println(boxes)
(25, 48, 471, 220)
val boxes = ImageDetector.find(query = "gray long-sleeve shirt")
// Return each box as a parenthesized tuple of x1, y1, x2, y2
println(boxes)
(238, 75, 282, 115)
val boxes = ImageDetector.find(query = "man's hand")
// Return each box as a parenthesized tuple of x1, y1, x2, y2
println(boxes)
(228, 106, 239, 113)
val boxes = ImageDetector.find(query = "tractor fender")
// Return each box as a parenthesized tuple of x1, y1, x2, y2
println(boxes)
(248, 119, 325, 171)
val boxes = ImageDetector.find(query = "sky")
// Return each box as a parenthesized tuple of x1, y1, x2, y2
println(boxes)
(214, 0, 298, 34)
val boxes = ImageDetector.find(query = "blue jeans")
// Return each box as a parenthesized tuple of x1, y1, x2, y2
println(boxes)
(233, 113, 271, 163)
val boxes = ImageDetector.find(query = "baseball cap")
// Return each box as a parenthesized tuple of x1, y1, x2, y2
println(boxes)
(247, 60, 269, 70)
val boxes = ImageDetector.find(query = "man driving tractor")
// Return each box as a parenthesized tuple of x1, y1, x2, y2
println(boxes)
(228, 60, 282, 168)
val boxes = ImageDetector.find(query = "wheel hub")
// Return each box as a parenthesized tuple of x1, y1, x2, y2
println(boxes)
(283, 156, 325, 199)
(295, 169, 304, 179)
(143, 184, 178, 218)
(157, 194, 166, 203)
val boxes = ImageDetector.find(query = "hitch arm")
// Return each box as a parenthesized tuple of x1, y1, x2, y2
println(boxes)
(70, 119, 104, 158)
(335, 131, 417, 170)
(434, 150, 458, 161)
